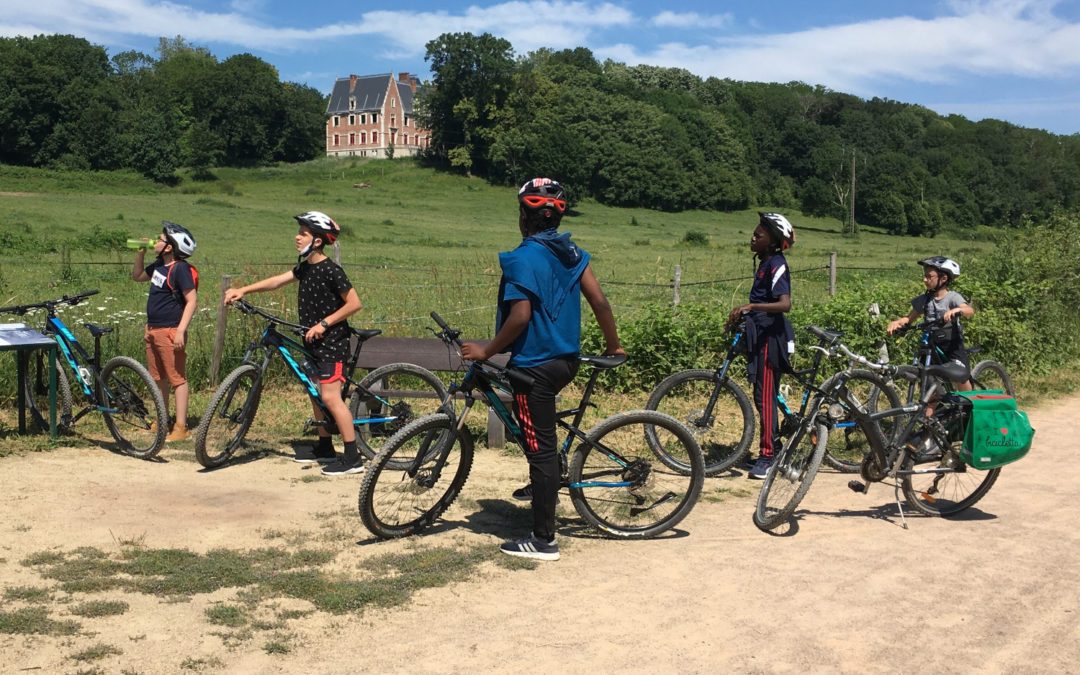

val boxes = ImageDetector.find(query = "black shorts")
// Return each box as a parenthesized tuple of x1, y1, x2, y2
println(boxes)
(314, 360, 346, 384)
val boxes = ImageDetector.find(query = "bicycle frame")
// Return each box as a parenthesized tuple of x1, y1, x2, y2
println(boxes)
(37, 308, 128, 423)
(236, 306, 399, 431)
(421, 312, 639, 491)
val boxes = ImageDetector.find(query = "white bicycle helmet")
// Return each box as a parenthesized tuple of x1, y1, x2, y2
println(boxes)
(759, 212, 795, 250)
(294, 211, 340, 259)
(162, 221, 196, 258)
(918, 256, 961, 279)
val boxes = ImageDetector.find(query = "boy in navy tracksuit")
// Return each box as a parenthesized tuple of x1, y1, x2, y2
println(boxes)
(461, 178, 623, 561)
(727, 213, 796, 479)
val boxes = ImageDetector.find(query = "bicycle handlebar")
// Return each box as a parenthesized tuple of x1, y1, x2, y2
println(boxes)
(0, 289, 99, 315)
(231, 299, 309, 335)
(430, 311, 463, 347)
(892, 317, 948, 338)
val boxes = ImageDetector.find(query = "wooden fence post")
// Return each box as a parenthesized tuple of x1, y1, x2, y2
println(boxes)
(333, 241, 341, 265)
(210, 275, 232, 387)
(672, 265, 682, 306)
(828, 252, 837, 296)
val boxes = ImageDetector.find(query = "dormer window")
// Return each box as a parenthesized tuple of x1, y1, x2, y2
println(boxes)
(349, 97, 356, 111)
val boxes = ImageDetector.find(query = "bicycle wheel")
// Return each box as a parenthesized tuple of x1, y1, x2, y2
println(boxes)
(753, 409, 829, 532)
(358, 413, 474, 539)
(194, 364, 262, 469)
(900, 441, 1000, 516)
(971, 360, 1015, 397)
(24, 352, 73, 434)
(99, 356, 167, 459)
(644, 369, 754, 475)
(568, 410, 704, 539)
(822, 370, 902, 473)
(352, 363, 448, 461)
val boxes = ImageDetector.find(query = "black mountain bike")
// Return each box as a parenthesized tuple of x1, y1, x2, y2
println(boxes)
(357, 312, 705, 540)
(193, 300, 447, 468)
(645, 323, 897, 475)
(888, 318, 1014, 404)
(0, 290, 168, 458)
(754, 326, 1002, 532)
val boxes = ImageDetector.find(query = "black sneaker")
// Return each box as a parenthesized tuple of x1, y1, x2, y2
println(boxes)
(320, 459, 365, 476)
(500, 534, 559, 561)
(748, 455, 774, 480)
(511, 483, 532, 501)
(293, 447, 339, 464)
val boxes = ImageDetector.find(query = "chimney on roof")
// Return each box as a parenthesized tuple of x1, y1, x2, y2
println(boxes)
(349, 74, 357, 93)
(399, 72, 417, 93)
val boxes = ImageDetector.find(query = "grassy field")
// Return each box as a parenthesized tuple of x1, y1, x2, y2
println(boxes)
(1, 157, 994, 398)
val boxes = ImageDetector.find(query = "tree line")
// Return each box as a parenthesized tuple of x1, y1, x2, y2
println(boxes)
(0, 34, 326, 182)
(418, 33, 1080, 234)
(4, 32, 1078, 235)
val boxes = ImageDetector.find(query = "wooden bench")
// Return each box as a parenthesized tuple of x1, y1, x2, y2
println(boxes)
(352, 336, 514, 448)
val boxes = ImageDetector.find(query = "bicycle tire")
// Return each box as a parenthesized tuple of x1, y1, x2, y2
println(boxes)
(900, 442, 1000, 516)
(99, 356, 168, 459)
(644, 369, 754, 475)
(822, 370, 902, 473)
(193, 364, 262, 468)
(971, 360, 1015, 397)
(357, 413, 474, 539)
(351, 362, 448, 462)
(753, 409, 828, 532)
(24, 352, 73, 434)
(568, 410, 704, 539)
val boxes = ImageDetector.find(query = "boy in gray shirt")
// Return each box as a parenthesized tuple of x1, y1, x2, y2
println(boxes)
(887, 256, 974, 390)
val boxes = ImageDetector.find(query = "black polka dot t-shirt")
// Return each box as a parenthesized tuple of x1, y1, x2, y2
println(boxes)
(292, 258, 354, 362)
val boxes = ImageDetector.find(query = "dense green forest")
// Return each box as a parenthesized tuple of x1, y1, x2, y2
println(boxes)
(0, 34, 325, 182)
(3, 32, 1079, 236)
(418, 34, 1080, 234)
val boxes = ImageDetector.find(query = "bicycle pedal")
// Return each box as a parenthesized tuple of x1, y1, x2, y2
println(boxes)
(847, 480, 867, 494)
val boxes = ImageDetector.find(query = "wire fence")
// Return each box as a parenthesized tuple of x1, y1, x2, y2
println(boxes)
(0, 252, 901, 390)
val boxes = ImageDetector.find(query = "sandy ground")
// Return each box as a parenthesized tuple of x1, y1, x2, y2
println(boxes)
(0, 394, 1076, 673)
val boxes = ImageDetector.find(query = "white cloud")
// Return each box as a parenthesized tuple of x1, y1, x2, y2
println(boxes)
(0, 0, 634, 55)
(598, 0, 1080, 93)
(651, 11, 733, 30)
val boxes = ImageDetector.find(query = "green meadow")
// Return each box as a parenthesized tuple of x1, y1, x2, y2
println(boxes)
(1, 157, 992, 394)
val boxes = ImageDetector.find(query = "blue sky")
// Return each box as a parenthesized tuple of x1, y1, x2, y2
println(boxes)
(4, 0, 1080, 134)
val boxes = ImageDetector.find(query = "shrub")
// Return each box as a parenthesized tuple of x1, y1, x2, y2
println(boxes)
(682, 230, 709, 246)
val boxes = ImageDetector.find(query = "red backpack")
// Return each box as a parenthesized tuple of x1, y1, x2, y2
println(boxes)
(165, 261, 199, 304)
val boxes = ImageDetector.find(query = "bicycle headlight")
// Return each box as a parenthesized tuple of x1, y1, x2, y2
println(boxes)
(828, 403, 846, 420)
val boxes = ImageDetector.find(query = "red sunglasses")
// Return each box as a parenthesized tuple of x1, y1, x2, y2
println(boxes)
(521, 195, 567, 212)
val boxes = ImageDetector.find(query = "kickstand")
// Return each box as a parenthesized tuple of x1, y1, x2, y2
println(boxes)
(892, 477, 908, 530)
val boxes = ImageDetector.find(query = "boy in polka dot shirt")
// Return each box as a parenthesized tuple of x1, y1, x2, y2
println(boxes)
(224, 211, 364, 475)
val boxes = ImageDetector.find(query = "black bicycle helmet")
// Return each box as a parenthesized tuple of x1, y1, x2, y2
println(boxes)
(758, 212, 795, 251)
(162, 221, 196, 258)
(518, 178, 567, 214)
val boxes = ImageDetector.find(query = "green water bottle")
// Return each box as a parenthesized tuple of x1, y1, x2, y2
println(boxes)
(126, 237, 155, 250)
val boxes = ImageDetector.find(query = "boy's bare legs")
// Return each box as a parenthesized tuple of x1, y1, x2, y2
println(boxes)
(154, 380, 171, 432)
(319, 380, 363, 474)
(173, 381, 189, 432)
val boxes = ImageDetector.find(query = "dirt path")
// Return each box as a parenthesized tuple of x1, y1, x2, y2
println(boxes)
(1, 394, 1077, 673)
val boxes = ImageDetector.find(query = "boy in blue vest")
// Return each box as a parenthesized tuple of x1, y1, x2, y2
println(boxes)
(132, 221, 198, 441)
(460, 178, 623, 561)
(727, 213, 796, 479)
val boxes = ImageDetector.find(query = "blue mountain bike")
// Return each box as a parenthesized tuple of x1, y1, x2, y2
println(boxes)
(193, 300, 447, 468)
(0, 290, 168, 458)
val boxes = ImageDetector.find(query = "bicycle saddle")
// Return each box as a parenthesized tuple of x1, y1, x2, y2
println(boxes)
(579, 354, 627, 369)
(806, 325, 843, 343)
(351, 328, 382, 343)
(83, 323, 113, 337)
(923, 361, 970, 382)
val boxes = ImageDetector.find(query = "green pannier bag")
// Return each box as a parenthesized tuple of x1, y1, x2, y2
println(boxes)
(957, 391, 1035, 470)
